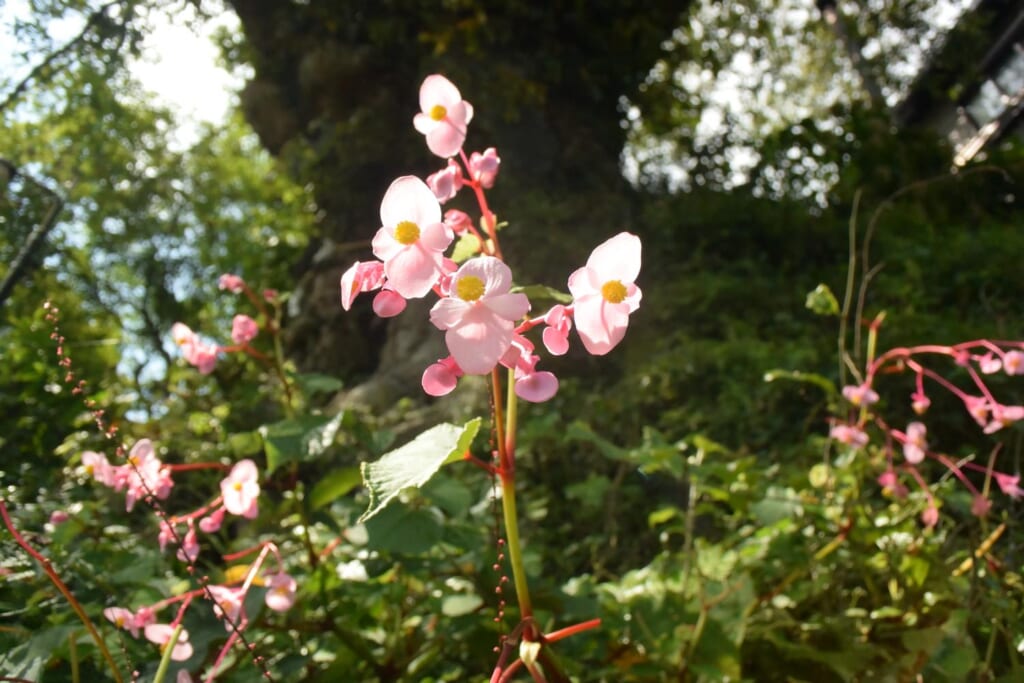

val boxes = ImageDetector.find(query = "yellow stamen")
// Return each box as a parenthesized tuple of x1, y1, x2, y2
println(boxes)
(456, 275, 486, 302)
(601, 280, 627, 304)
(429, 104, 447, 121)
(233, 482, 243, 491)
(394, 220, 420, 245)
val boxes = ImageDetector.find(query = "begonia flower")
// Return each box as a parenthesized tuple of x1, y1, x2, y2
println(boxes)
(984, 404, 1024, 434)
(568, 232, 642, 355)
(978, 352, 1002, 374)
(426, 159, 464, 203)
(144, 624, 193, 661)
(220, 459, 260, 519)
(877, 470, 908, 499)
(218, 274, 245, 293)
(170, 322, 219, 374)
(1004, 350, 1024, 375)
(842, 383, 879, 407)
(265, 572, 297, 612)
(964, 396, 990, 426)
(971, 495, 992, 517)
(372, 176, 453, 299)
(429, 256, 530, 375)
(829, 423, 868, 448)
(82, 450, 115, 486)
(199, 506, 226, 533)
(902, 422, 927, 464)
(231, 314, 259, 344)
(500, 334, 558, 402)
(444, 209, 473, 234)
(176, 526, 199, 563)
(541, 305, 572, 356)
(104, 607, 139, 636)
(911, 390, 930, 415)
(468, 147, 500, 188)
(921, 506, 939, 528)
(208, 585, 246, 627)
(340, 260, 386, 311)
(413, 75, 474, 158)
(994, 472, 1024, 498)
(123, 439, 173, 511)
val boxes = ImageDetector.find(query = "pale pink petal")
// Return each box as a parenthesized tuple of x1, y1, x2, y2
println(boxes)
(371, 227, 404, 262)
(515, 372, 558, 403)
(458, 255, 512, 294)
(445, 310, 513, 374)
(419, 221, 454, 251)
(372, 290, 407, 317)
(567, 265, 602, 299)
(419, 74, 463, 112)
(483, 293, 530, 321)
(384, 245, 441, 299)
(586, 232, 642, 283)
(265, 573, 297, 612)
(543, 326, 570, 356)
(413, 112, 434, 135)
(426, 123, 467, 159)
(422, 361, 459, 396)
(429, 298, 473, 330)
(380, 176, 441, 228)
(574, 296, 630, 355)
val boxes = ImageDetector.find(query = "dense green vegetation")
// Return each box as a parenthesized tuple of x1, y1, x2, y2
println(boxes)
(2, 1, 1022, 681)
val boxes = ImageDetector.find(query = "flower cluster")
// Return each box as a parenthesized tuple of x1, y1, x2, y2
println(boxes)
(341, 75, 642, 402)
(82, 439, 173, 511)
(829, 335, 1024, 526)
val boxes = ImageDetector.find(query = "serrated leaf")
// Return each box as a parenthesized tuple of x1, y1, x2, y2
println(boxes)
(309, 466, 361, 510)
(358, 418, 480, 523)
(511, 283, 572, 304)
(259, 413, 344, 474)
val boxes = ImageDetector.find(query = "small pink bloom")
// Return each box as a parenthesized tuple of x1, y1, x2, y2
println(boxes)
(208, 584, 246, 627)
(48, 509, 69, 525)
(104, 607, 138, 635)
(372, 288, 407, 318)
(444, 209, 473, 234)
(176, 526, 199, 563)
(158, 520, 177, 552)
(144, 624, 193, 661)
(133, 606, 156, 631)
(971, 495, 992, 517)
(422, 357, 463, 397)
(921, 505, 939, 528)
(964, 396, 990, 427)
(902, 422, 928, 464)
(171, 322, 195, 347)
(426, 159, 463, 203)
(371, 176, 453, 299)
(172, 323, 219, 374)
(231, 314, 259, 344)
(412, 75, 474, 158)
(499, 335, 559, 403)
(994, 472, 1024, 498)
(877, 470, 907, 498)
(262, 288, 278, 302)
(199, 506, 226, 533)
(842, 383, 879, 407)
(984, 404, 1024, 434)
(1004, 350, 1024, 375)
(82, 450, 115, 486)
(220, 459, 260, 519)
(123, 439, 173, 511)
(911, 391, 930, 415)
(978, 352, 1002, 374)
(468, 147, 500, 188)
(429, 256, 530, 375)
(265, 573, 297, 612)
(542, 305, 573, 356)
(218, 274, 245, 293)
(829, 424, 868, 448)
(340, 260, 386, 311)
(568, 233, 642, 355)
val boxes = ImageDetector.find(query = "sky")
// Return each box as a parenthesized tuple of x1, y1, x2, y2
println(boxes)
(0, 0, 242, 145)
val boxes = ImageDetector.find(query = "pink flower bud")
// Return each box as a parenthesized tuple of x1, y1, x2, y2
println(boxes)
(372, 289, 407, 318)
(443, 209, 473, 234)
(263, 288, 278, 302)
(422, 357, 462, 397)
(199, 506, 226, 533)
(49, 510, 69, 525)
(265, 573, 297, 612)
(468, 147, 500, 188)
(921, 506, 939, 528)
(231, 314, 259, 344)
(218, 274, 245, 293)
(426, 159, 463, 203)
(911, 391, 930, 415)
(971, 495, 992, 517)
(842, 383, 879, 407)
(902, 422, 927, 464)
(515, 371, 559, 403)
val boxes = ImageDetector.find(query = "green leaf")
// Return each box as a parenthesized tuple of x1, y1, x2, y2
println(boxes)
(308, 466, 362, 510)
(259, 413, 344, 474)
(358, 418, 481, 523)
(510, 283, 573, 304)
(450, 233, 482, 263)
(364, 503, 443, 554)
(295, 373, 344, 397)
(805, 283, 839, 315)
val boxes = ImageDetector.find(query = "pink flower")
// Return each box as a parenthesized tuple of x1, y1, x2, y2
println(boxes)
(964, 396, 990, 426)
(265, 573, 297, 612)
(422, 356, 463, 397)
(104, 607, 138, 636)
(444, 209, 473, 234)
(877, 470, 907, 498)
(199, 506, 226, 533)
(983, 404, 1024, 434)
(144, 624, 193, 661)
(176, 526, 199, 563)
(468, 147, 500, 188)
(978, 352, 1002, 374)
(842, 383, 879, 407)
(372, 288, 407, 318)
(123, 439, 173, 511)
(218, 274, 245, 293)
(568, 232, 642, 355)
(911, 390, 930, 415)
(429, 256, 530, 375)
(994, 472, 1024, 498)
(1004, 350, 1024, 375)
(220, 459, 260, 519)
(262, 288, 278, 302)
(921, 505, 939, 528)
(830, 424, 868, 448)
(412, 75, 474, 158)
(902, 422, 927, 464)
(48, 510, 69, 525)
(426, 159, 464, 203)
(340, 260, 386, 311)
(500, 335, 559, 403)
(82, 450, 115, 486)
(231, 314, 259, 344)
(542, 305, 573, 356)
(371, 176, 453, 299)
(171, 322, 219, 374)
(971, 495, 992, 517)
(208, 585, 246, 627)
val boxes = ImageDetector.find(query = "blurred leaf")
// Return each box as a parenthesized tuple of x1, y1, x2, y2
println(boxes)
(450, 233, 482, 262)
(441, 593, 483, 617)
(295, 373, 344, 397)
(259, 413, 343, 474)
(308, 466, 362, 511)
(358, 418, 480, 523)
(805, 283, 839, 316)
